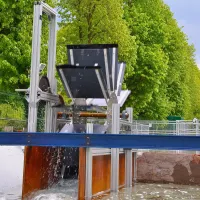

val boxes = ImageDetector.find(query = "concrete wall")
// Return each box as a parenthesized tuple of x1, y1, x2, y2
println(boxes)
(137, 152, 200, 185)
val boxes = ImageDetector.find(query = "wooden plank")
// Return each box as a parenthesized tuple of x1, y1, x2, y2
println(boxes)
(132, 152, 135, 183)
(22, 146, 60, 199)
(92, 155, 111, 195)
(78, 148, 86, 200)
(92, 153, 126, 198)
(119, 153, 125, 186)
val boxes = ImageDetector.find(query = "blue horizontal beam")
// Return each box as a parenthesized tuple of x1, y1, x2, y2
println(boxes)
(0, 132, 200, 150)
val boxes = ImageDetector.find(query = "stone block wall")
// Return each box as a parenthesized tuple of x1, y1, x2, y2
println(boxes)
(137, 152, 200, 185)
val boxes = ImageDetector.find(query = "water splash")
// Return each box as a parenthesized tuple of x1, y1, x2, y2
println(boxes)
(28, 179, 78, 200)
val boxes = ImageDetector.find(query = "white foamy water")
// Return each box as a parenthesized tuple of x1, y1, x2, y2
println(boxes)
(27, 179, 78, 200)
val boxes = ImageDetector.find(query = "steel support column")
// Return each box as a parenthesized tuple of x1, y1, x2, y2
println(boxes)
(44, 2, 57, 133)
(27, 2, 43, 132)
(125, 107, 133, 187)
(85, 123, 93, 200)
(125, 149, 132, 187)
(111, 104, 120, 192)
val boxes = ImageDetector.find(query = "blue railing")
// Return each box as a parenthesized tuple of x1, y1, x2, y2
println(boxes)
(0, 132, 200, 150)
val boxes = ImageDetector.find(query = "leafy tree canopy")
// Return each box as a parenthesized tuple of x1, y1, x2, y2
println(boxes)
(0, 0, 56, 92)
(1, 0, 200, 120)
(123, 0, 200, 119)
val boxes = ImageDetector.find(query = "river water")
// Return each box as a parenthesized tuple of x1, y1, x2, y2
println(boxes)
(3, 181, 200, 200)
(1, 146, 200, 199)
(99, 183, 200, 200)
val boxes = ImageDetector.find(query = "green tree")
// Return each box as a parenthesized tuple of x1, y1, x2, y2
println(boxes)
(124, 0, 170, 119)
(124, 0, 200, 120)
(2, 0, 200, 121)
(0, 0, 57, 124)
(0, 0, 56, 92)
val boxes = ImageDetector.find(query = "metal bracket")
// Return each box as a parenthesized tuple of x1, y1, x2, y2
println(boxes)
(37, 90, 60, 103)
(40, 1, 57, 16)
(16, 88, 60, 104)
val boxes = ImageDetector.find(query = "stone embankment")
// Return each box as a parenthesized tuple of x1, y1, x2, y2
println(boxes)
(137, 152, 200, 184)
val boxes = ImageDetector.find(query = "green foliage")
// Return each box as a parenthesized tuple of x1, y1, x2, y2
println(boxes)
(0, 103, 24, 119)
(1, 0, 200, 121)
(0, 0, 56, 92)
(6, 119, 27, 131)
(0, 92, 27, 131)
(0, 92, 25, 119)
(123, 0, 200, 119)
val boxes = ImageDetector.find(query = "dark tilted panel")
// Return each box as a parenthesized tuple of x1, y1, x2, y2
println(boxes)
(67, 44, 118, 91)
(57, 65, 109, 99)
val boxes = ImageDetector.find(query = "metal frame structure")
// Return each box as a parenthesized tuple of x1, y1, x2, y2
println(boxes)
(45, 1, 57, 132)
(125, 107, 133, 187)
(16, 1, 59, 133)
(111, 104, 120, 192)
(85, 123, 93, 200)
(111, 47, 117, 89)
(9, 2, 200, 200)
(104, 49, 111, 93)
(95, 69, 110, 102)
(116, 62, 125, 96)
(15, 4, 60, 197)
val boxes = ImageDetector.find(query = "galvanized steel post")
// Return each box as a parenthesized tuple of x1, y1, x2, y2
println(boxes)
(125, 107, 133, 187)
(85, 123, 93, 199)
(27, 2, 43, 132)
(111, 104, 120, 192)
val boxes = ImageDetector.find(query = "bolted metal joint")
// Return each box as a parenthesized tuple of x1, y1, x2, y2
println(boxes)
(85, 136, 90, 146)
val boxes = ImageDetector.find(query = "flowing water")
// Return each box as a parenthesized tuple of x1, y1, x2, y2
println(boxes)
(98, 183, 200, 200)
(1, 146, 200, 200)
(27, 179, 78, 200)
(30, 182, 200, 200)
(2, 181, 200, 200)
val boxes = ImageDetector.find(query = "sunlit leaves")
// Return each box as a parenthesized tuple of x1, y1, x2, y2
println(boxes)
(0, 0, 56, 92)
(2, 0, 200, 121)
(124, 0, 200, 119)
